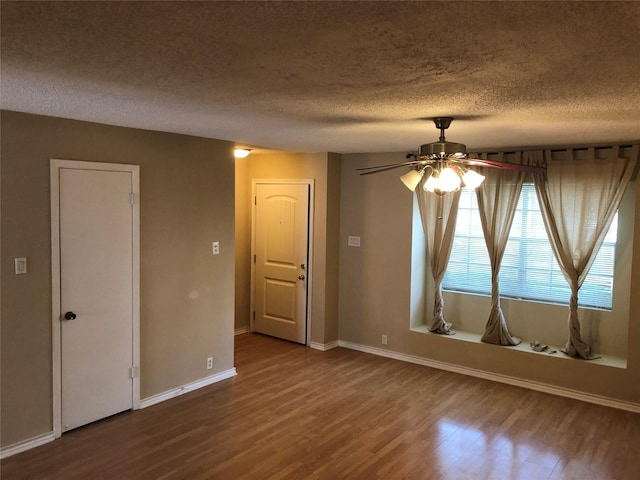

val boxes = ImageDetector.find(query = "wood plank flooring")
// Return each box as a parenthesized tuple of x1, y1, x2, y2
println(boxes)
(2, 333, 639, 479)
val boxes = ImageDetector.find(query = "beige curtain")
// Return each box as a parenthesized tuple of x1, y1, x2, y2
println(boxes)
(475, 152, 533, 346)
(416, 187, 461, 334)
(534, 145, 638, 359)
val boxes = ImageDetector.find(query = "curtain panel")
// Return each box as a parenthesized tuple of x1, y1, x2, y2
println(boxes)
(534, 145, 639, 359)
(473, 151, 541, 346)
(416, 188, 461, 334)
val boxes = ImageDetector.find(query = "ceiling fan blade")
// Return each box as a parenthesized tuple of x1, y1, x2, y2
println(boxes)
(360, 165, 422, 175)
(356, 159, 427, 175)
(463, 158, 545, 173)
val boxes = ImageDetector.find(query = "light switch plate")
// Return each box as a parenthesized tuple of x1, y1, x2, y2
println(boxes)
(15, 257, 27, 274)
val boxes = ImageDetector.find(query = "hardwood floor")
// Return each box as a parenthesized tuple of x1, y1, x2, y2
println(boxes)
(2, 333, 639, 479)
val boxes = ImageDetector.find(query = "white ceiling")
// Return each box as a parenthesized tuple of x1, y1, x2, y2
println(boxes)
(2, 1, 639, 154)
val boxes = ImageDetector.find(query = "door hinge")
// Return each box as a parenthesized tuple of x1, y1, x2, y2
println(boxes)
(130, 367, 136, 379)
(129, 192, 135, 205)
(253, 311, 255, 321)
(254, 196, 257, 206)
(253, 254, 256, 264)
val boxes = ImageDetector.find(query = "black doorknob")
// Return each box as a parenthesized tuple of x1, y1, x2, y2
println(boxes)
(64, 311, 77, 320)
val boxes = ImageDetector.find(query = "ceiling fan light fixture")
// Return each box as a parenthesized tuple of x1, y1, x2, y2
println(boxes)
(400, 169, 424, 192)
(416, 118, 479, 194)
(461, 169, 485, 190)
(423, 166, 461, 194)
(423, 173, 438, 193)
(438, 167, 461, 192)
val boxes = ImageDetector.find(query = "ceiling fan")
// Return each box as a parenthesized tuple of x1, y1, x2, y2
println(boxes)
(357, 117, 545, 195)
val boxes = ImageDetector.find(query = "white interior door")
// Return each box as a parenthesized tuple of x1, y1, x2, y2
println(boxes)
(56, 163, 138, 432)
(253, 183, 310, 344)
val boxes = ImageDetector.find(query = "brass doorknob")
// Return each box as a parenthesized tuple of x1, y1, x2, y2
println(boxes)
(64, 311, 77, 320)
(298, 274, 305, 280)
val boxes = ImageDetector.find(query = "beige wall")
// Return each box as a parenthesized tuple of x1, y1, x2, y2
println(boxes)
(339, 151, 640, 405)
(1, 111, 236, 447)
(234, 151, 341, 345)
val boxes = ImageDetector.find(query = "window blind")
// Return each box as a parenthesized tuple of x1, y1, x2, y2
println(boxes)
(444, 184, 617, 310)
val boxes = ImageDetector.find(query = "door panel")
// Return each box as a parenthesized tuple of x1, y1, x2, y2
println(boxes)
(264, 279, 296, 322)
(59, 167, 134, 432)
(254, 183, 309, 344)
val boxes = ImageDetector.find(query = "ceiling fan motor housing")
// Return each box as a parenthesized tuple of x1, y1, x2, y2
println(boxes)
(419, 117, 467, 158)
(419, 141, 467, 158)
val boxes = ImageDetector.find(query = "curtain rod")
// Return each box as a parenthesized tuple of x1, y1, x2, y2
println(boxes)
(550, 144, 635, 152)
(470, 144, 636, 155)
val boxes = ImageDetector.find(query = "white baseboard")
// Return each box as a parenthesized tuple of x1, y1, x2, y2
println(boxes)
(338, 340, 640, 414)
(234, 327, 249, 336)
(1, 431, 56, 460)
(310, 340, 339, 351)
(140, 368, 237, 409)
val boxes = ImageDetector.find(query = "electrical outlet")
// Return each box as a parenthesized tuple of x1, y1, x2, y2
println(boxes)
(381, 335, 388, 345)
(212, 241, 220, 255)
(206, 357, 213, 369)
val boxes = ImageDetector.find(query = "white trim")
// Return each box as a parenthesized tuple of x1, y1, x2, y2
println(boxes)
(50, 159, 141, 439)
(139, 368, 237, 409)
(310, 340, 339, 351)
(0, 432, 56, 459)
(306, 181, 315, 347)
(338, 340, 640, 413)
(131, 168, 141, 410)
(409, 327, 627, 369)
(235, 326, 249, 336)
(50, 160, 62, 438)
(250, 179, 315, 346)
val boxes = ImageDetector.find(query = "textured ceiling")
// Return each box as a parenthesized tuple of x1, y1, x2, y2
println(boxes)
(2, 1, 639, 153)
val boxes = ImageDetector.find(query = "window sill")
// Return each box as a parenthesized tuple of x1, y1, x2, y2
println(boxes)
(410, 325, 627, 369)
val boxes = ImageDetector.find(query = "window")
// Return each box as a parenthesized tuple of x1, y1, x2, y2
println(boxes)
(443, 184, 617, 310)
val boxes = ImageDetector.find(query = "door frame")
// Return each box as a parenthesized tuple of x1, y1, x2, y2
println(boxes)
(250, 179, 315, 346)
(50, 159, 140, 438)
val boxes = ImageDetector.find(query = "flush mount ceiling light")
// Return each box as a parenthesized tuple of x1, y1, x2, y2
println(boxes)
(234, 148, 252, 159)
(358, 117, 545, 195)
